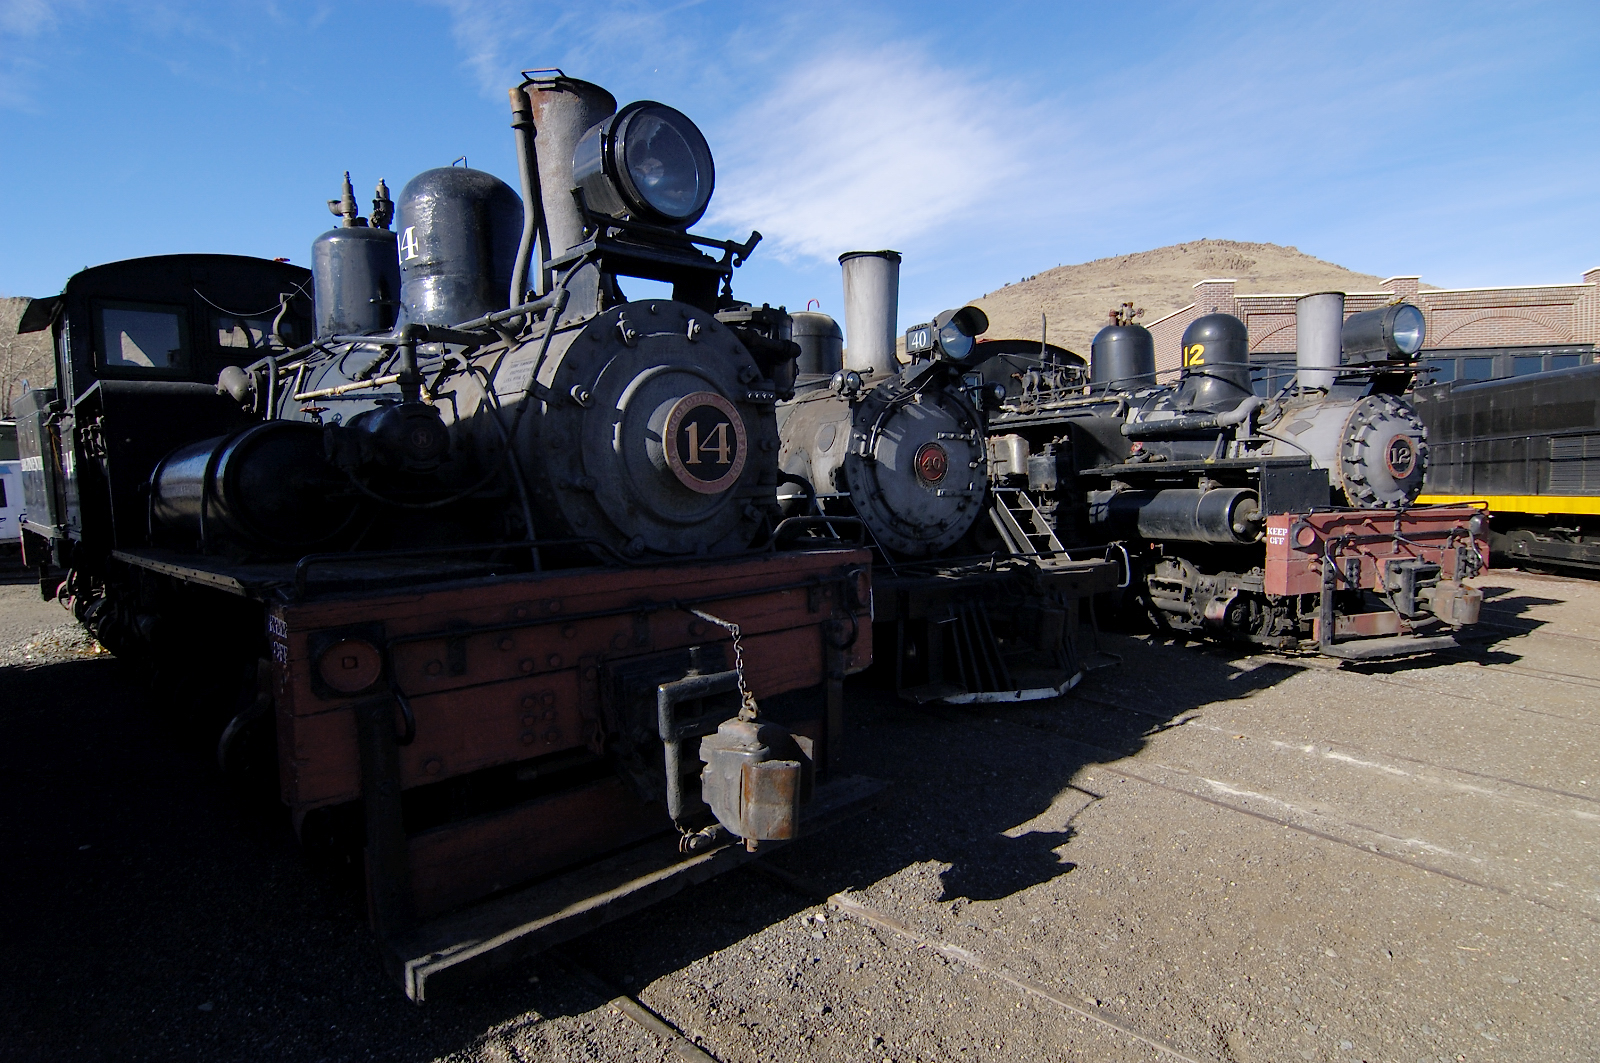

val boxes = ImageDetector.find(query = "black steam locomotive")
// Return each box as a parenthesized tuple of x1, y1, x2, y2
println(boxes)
(774, 253, 1118, 703)
(1413, 360, 1600, 573)
(14, 73, 877, 998)
(985, 295, 1488, 659)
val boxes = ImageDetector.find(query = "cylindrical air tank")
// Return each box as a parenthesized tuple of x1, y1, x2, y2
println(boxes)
(395, 167, 524, 327)
(311, 226, 401, 339)
(1089, 323, 1157, 391)
(1178, 313, 1253, 406)
(790, 311, 843, 375)
(1296, 291, 1345, 390)
(839, 250, 901, 378)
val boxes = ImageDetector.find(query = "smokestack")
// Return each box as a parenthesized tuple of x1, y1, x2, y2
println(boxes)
(1296, 291, 1344, 390)
(521, 75, 617, 292)
(839, 250, 901, 377)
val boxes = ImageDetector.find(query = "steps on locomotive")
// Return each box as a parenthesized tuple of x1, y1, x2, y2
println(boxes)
(881, 556, 1120, 704)
(988, 488, 1065, 558)
(388, 773, 885, 1001)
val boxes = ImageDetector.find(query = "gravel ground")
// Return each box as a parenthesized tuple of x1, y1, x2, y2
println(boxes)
(1, 563, 1595, 1062)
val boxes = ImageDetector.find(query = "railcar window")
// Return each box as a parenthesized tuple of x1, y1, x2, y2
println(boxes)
(95, 303, 187, 371)
(1552, 354, 1581, 371)
(215, 314, 297, 350)
(1460, 357, 1494, 381)
(1424, 359, 1455, 383)
(1513, 356, 1545, 377)
(0, 476, 8, 508)
(0, 423, 17, 461)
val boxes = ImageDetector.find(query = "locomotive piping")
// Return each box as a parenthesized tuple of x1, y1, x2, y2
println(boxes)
(507, 83, 543, 326)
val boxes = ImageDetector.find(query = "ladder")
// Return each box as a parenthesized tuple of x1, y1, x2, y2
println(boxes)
(989, 488, 1064, 558)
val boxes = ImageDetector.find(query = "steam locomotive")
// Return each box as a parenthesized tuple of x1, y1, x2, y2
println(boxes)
(14, 73, 877, 998)
(775, 253, 1118, 703)
(985, 294, 1488, 659)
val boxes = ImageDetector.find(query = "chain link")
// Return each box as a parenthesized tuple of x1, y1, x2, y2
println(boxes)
(686, 606, 759, 720)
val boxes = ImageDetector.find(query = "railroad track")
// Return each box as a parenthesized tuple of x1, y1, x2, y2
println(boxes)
(1071, 690, 1600, 809)
(932, 709, 1600, 927)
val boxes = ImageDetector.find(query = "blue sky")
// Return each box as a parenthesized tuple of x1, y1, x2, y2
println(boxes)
(1, 1, 1596, 338)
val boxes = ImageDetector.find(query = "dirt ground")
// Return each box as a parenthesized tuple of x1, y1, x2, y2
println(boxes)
(1, 563, 1595, 1063)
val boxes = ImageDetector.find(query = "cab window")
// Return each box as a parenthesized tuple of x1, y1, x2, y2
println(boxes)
(94, 301, 189, 373)
(212, 312, 302, 352)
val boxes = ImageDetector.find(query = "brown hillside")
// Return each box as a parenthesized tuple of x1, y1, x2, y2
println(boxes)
(1, 296, 54, 416)
(966, 239, 1414, 355)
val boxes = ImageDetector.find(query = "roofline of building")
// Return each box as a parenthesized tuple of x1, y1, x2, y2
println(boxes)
(1148, 303, 1196, 327)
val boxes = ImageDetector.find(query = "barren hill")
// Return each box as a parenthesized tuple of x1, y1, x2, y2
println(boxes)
(2, 296, 54, 416)
(967, 239, 1407, 354)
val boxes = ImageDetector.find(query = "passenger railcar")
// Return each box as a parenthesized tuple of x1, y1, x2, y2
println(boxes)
(0, 420, 21, 550)
(1413, 361, 1600, 572)
(14, 72, 876, 999)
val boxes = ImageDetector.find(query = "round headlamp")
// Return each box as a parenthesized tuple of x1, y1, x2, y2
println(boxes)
(572, 100, 715, 228)
(1341, 302, 1426, 363)
(932, 306, 990, 364)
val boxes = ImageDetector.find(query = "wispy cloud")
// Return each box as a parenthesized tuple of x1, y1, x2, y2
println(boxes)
(423, 0, 706, 98)
(707, 47, 1039, 262)
(0, 0, 64, 109)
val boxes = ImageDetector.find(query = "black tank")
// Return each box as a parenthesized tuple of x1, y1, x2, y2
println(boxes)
(1090, 324, 1156, 391)
(1179, 313, 1253, 407)
(311, 226, 400, 338)
(395, 167, 523, 327)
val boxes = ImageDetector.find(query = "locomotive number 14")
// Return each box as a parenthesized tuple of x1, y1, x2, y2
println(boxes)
(685, 421, 733, 465)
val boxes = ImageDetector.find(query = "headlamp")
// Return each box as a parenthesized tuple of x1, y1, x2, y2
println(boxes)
(904, 306, 990, 366)
(572, 100, 715, 228)
(1342, 302, 1426, 363)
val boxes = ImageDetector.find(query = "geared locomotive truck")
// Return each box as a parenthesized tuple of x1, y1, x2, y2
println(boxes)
(985, 293, 1488, 659)
(13, 71, 878, 999)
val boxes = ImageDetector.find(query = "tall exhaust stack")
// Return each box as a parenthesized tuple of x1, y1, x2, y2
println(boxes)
(1296, 291, 1345, 390)
(522, 76, 617, 290)
(839, 250, 901, 377)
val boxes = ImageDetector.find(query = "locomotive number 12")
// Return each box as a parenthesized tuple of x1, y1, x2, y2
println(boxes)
(1182, 342, 1206, 367)
(685, 421, 733, 465)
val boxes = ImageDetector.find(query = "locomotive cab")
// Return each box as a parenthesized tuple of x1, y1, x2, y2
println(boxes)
(14, 255, 314, 567)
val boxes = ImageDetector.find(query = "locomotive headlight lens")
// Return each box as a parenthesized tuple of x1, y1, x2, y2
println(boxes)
(573, 100, 715, 228)
(938, 318, 975, 361)
(917, 305, 990, 365)
(1390, 303, 1425, 356)
(1341, 302, 1426, 363)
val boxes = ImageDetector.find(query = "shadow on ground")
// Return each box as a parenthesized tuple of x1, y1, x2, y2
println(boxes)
(0, 625, 1302, 1062)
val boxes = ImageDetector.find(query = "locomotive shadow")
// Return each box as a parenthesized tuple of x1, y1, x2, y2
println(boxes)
(1347, 585, 1563, 675)
(0, 628, 1298, 1059)
(548, 629, 1304, 1008)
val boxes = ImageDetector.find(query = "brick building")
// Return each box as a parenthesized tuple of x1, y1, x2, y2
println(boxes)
(1147, 268, 1600, 393)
